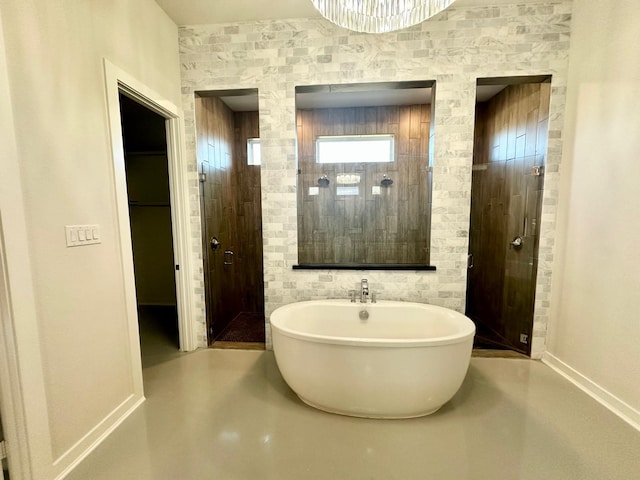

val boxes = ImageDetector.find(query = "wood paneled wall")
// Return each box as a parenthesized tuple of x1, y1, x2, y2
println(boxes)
(467, 82, 551, 354)
(473, 83, 550, 166)
(233, 111, 264, 314)
(296, 105, 431, 265)
(195, 97, 263, 341)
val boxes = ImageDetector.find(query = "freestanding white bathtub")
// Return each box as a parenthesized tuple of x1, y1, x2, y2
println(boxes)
(270, 300, 475, 419)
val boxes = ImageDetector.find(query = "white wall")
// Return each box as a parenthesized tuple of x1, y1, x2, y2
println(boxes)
(546, 0, 640, 421)
(0, 0, 181, 477)
(0, 9, 51, 479)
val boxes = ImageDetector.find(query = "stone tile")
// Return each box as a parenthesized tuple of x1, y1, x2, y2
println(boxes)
(178, 2, 572, 355)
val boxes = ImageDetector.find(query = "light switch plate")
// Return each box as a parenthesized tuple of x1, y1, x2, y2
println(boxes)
(66, 225, 101, 247)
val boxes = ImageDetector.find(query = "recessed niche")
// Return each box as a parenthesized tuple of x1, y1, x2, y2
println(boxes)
(194, 88, 265, 344)
(295, 81, 435, 268)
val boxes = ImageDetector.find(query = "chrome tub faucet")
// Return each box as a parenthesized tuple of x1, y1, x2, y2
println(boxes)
(360, 278, 369, 303)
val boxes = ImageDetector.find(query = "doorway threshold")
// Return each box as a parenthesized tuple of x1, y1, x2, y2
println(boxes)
(472, 349, 529, 359)
(210, 341, 265, 351)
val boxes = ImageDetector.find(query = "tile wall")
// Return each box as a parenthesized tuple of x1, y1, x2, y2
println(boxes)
(178, 1, 572, 356)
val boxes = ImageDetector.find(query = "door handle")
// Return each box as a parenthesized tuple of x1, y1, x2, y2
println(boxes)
(224, 250, 234, 265)
(210, 237, 220, 251)
(467, 253, 474, 269)
(511, 236, 523, 248)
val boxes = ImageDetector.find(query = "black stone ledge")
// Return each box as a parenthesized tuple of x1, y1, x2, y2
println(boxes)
(292, 264, 436, 271)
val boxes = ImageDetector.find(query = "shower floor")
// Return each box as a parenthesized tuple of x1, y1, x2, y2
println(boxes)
(212, 311, 265, 347)
(471, 318, 528, 354)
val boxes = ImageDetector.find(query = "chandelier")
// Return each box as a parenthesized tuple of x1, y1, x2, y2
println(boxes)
(311, 0, 457, 33)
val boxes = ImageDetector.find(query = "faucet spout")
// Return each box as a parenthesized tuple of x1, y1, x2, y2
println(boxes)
(360, 278, 369, 303)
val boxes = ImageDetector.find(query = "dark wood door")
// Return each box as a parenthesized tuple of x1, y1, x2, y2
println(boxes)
(467, 157, 544, 355)
(466, 83, 550, 355)
(502, 155, 544, 350)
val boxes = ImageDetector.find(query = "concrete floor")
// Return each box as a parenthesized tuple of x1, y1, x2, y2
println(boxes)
(66, 329, 640, 479)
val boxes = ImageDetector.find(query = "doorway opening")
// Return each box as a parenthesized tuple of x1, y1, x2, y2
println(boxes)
(119, 94, 180, 364)
(0, 409, 8, 479)
(466, 76, 552, 356)
(194, 89, 265, 349)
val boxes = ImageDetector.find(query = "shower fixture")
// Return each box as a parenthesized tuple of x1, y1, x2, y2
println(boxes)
(317, 175, 330, 187)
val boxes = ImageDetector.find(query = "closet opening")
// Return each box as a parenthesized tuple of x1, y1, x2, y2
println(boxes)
(120, 93, 180, 365)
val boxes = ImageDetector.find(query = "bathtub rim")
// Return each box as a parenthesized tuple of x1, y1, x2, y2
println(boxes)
(270, 299, 476, 348)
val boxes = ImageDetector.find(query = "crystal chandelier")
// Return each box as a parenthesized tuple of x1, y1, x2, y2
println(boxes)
(311, 0, 457, 33)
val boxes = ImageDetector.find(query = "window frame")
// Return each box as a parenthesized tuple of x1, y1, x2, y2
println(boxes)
(247, 138, 261, 165)
(315, 134, 395, 164)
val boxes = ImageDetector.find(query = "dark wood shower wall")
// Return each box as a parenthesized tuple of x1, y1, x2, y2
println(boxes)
(195, 96, 263, 341)
(233, 111, 264, 314)
(467, 82, 551, 354)
(296, 105, 431, 265)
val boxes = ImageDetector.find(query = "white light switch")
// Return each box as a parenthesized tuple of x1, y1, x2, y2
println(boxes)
(65, 225, 101, 247)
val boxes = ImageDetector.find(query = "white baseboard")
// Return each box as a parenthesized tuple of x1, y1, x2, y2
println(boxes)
(53, 394, 145, 479)
(542, 352, 640, 432)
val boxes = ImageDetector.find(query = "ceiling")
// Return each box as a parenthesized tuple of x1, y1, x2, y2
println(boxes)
(156, 0, 552, 26)
(200, 83, 508, 111)
(211, 88, 435, 112)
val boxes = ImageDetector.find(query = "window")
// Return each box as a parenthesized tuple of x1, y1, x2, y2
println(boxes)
(247, 138, 261, 165)
(316, 134, 394, 164)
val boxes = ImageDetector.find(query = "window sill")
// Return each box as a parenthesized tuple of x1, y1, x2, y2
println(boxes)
(292, 264, 436, 271)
